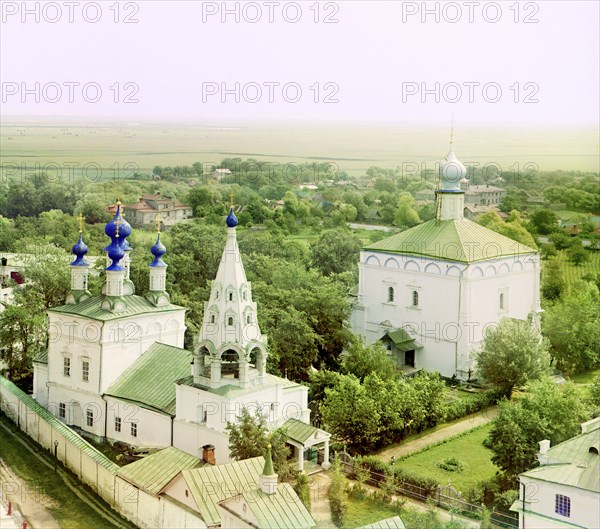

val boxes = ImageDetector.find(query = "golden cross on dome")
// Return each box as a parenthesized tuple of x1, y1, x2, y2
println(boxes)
(230, 191, 235, 208)
(78, 212, 85, 233)
(450, 115, 455, 145)
(116, 197, 122, 206)
(114, 217, 122, 238)
(156, 213, 161, 233)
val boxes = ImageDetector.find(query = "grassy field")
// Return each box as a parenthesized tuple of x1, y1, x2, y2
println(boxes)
(2, 120, 598, 178)
(396, 424, 498, 494)
(541, 249, 600, 287)
(343, 494, 404, 529)
(0, 414, 135, 529)
(569, 366, 600, 385)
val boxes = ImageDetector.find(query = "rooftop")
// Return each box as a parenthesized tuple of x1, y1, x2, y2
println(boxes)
(364, 218, 536, 263)
(49, 294, 184, 322)
(177, 373, 301, 398)
(105, 343, 191, 415)
(117, 447, 204, 495)
(357, 516, 407, 529)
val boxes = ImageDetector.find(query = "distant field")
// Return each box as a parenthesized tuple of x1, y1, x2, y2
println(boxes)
(1, 120, 598, 182)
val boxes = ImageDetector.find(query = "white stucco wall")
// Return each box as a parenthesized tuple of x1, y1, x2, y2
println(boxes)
(352, 250, 540, 378)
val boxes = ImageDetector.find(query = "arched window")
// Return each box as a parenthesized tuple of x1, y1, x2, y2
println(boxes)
(412, 290, 419, 307)
(246, 315, 251, 324)
(228, 317, 233, 326)
(387, 286, 394, 302)
(499, 293, 505, 310)
(211, 315, 215, 323)
(243, 291, 247, 301)
(229, 292, 233, 301)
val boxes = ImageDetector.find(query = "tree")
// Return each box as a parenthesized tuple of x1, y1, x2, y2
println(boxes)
(548, 232, 572, 250)
(566, 241, 589, 266)
(543, 284, 600, 373)
(476, 211, 537, 248)
(541, 257, 565, 301)
(529, 210, 558, 235)
(475, 319, 550, 398)
(341, 336, 397, 382)
(484, 378, 591, 480)
(310, 229, 361, 276)
(393, 193, 421, 228)
(225, 407, 291, 477)
(328, 458, 348, 526)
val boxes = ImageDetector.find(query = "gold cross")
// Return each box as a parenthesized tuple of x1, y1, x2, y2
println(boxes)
(114, 217, 122, 238)
(230, 191, 234, 208)
(78, 212, 85, 233)
(116, 197, 122, 206)
(450, 115, 454, 145)
(156, 213, 161, 233)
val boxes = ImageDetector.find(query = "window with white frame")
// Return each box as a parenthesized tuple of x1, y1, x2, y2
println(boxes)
(115, 417, 121, 432)
(555, 495, 570, 517)
(59, 402, 66, 419)
(387, 286, 395, 302)
(412, 290, 419, 307)
(86, 409, 94, 427)
(131, 423, 138, 437)
(82, 360, 89, 382)
(63, 357, 71, 377)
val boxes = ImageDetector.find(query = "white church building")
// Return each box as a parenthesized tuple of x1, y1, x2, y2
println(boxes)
(33, 203, 330, 470)
(350, 139, 542, 380)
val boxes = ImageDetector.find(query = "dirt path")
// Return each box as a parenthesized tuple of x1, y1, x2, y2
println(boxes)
(377, 406, 498, 461)
(310, 472, 337, 529)
(0, 458, 61, 529)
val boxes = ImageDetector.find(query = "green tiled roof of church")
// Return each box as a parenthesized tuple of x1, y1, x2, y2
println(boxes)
(49, 294, 184, 321)
(104, 343, 191, 415)
(364, 218, 536, 264)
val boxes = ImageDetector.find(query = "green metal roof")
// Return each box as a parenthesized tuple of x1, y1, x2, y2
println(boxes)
(357, 516, 407, 529)
(183, 456, 264, 526)
(229, 483, 315, 529)
(104, 343, 191, 416)
(383, 329, 423, 352)
(33, 349, 48, 364)
(117, 447, 204, 496)
(521, 421, 600, 492)
(283, 418, 327, 445)
(0, 377, 119, 473)
(49, 294, 184, 321)
(364, 218, 536, 263)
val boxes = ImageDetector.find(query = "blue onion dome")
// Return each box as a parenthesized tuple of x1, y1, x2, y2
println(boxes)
(71, 234, 89, 266)
(105, 238, 125, 271)
(150, 234, 167, 267)
(226, 207, 238, 228)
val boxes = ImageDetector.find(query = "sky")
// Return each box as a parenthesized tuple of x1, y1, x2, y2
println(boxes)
(1, 0, 599, 127)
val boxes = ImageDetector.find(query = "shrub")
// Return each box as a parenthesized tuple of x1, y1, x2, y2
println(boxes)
(294, 472, 311, 511)
(437, 457, 465, 472)
(328, 458, 348, 525)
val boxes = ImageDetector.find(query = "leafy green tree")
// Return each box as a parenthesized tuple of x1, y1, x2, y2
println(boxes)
(476, 211, 537, 248)
(225, 407, 291, 477)
(543, 284, 600, 373)
(328, 458, 348, 525)
(541, 257, 565, 301)
(393, 193, 421, 228)
(475, 319, 550, 398)
(341, 336, 397, 381)
(484, 378, 591, 480)
(529, 210, 558, 235)
(548, 232, 572, 250)
(310, 229, 361, 276)
(566, 241, 589, 266)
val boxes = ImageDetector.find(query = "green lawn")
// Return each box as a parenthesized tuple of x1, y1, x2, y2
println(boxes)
(396, 425, 498, 493)
(569, 367, 600, 385)
(343, 494, 403, 529)
(0, 414, 135, 529)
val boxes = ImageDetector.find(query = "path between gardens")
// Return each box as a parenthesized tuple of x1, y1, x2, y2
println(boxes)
(376, 406, 499, 461)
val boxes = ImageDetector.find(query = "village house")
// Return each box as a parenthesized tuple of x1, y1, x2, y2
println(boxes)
(123, 193, 192, 229)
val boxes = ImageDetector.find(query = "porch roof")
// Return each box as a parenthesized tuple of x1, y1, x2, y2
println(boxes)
(382, 329, 423, 352)
(283, 419, 330, 446)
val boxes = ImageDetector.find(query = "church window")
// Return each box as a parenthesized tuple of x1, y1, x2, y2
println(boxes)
(243, 291, 247, 301)
(211, 315, 215, 324)
(82, 361, 89, 382)
(63, 357, 71, 377)
(555, 495, 570, 518)
(229, 292, 233, 301)
(412, 291, 419, 307)
(387, 287, 395, 302)
(131, 423, 138, 437)
(247, 315, 251, 324)
(228, 317, 234, 326)
(59, 403, 66, 419)
(115, 417, 121, 432)
(499, 293, 505, 310)
(86, 409, 94, 427)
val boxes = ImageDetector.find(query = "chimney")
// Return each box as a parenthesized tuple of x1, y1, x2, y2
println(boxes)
(538, 439, 551, 465)
(202, 444, 216, 465)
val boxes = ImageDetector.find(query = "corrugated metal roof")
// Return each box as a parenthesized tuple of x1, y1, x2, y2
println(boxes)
(184, 456, 264, 526)
(104, 343, 191, 415)
(383, 329, 423, 352)
(117, 447, 204, 496)
(357, 516, 407, 529)
(0, 377, 119, 473)
(33, 349, 48, 364)
(364, 218, 536, 263)
(49, 294, 184, 321)
(283, 419, 321, 445)
(234, 483, 315, 529)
